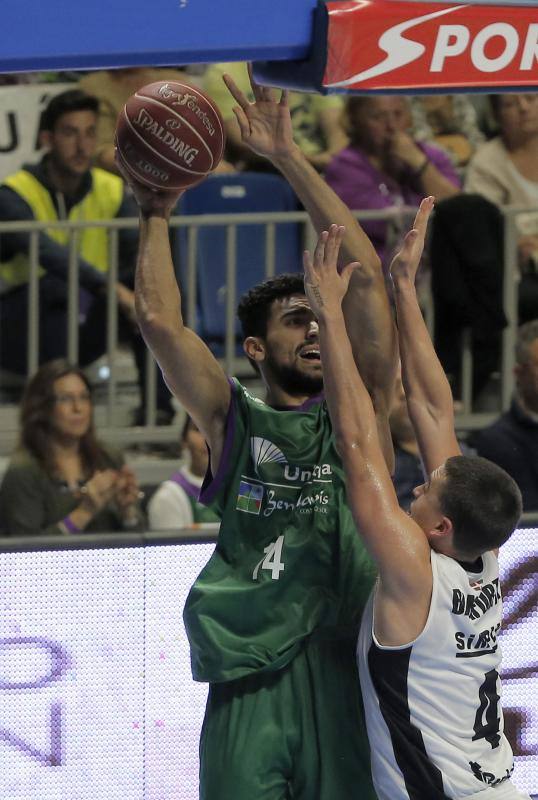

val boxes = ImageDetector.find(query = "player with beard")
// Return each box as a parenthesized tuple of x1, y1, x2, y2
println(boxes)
(120, 68, 397, 800)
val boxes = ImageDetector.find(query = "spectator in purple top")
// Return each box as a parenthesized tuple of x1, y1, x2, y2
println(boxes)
(325, 96, 461, 265)
(147, 415, 219, 530)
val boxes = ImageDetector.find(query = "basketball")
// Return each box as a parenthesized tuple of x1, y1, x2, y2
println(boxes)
(115, 80, 225, 190)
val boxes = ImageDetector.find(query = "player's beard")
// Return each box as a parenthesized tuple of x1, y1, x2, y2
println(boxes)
(265, 353, 323, 398)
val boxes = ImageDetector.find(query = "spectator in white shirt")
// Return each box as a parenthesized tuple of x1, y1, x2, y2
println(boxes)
(148, 416, 219, 530)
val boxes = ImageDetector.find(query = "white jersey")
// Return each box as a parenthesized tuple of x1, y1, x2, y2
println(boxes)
(358, 550, 520, 799)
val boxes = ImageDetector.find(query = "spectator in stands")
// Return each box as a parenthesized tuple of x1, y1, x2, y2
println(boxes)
(147, 415, 219, 530)
(203, 62, 348, 172)
(465, 93, 538, 323)
(78, 67, 235, 176)
(470, 320, 538, 511)
(0, 88, 174, 422)
(325, 95, 461, 265)
(429, 193, 507, 403)
(0, 360, 145, 535)
(411, 94, 485, 168)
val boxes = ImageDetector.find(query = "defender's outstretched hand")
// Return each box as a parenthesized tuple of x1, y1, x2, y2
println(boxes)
(303, 224, 360, 320)
(223, 64, 296, 160)
(389, 196, 434, 285)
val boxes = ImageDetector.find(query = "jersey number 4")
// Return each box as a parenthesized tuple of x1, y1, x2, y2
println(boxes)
(472, 669, 501, 749)
(253, 535, 285, 581)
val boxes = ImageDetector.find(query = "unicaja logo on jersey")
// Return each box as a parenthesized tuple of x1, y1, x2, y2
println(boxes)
(250, 437, 287, 476)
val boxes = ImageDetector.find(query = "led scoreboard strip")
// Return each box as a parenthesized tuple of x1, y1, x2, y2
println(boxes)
(0, 528, 536, 800)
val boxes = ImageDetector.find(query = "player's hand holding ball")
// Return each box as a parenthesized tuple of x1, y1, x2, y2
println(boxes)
(114, 152, 182, 219)
(115, 79, 225, 198)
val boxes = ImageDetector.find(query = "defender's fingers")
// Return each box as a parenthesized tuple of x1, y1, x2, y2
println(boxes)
(341, 261, 361, 284)
(231, 106, 251, 139)
(313, 230, 329, 266)
(302, 249, 315, 280)
(412, 195, 434, 235)
(247, 63, 265, 101)
(395, 229, 420, 263)
(279, 89, 289, 107)
(223, 73, 250, 110)
(324, 224, 345, 266)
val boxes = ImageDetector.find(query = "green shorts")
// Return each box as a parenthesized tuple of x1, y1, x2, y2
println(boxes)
(199, 636, 376, 800)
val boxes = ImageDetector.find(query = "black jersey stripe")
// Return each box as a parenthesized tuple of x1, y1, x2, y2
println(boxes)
(456, 647, 498, 658)
(368, 642, 451, 799)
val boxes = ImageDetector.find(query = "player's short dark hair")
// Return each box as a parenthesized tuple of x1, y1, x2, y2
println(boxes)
(439, 455, 522, 556)
(39, 89, 99, 133)
(237, 273, 305, 340)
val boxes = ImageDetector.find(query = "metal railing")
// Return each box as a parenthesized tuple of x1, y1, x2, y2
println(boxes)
(0, 204, 526, 446)
(0, 523, 221, 553)
(2, 514, 538, 553)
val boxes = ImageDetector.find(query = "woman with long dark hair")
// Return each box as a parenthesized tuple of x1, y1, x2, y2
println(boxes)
(0, 359, 144, 535)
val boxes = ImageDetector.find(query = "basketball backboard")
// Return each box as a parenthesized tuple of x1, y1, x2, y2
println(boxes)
(0, 0, 317, 74)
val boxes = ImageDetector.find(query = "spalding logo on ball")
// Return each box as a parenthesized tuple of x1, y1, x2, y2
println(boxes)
(115, 81, 225, 190)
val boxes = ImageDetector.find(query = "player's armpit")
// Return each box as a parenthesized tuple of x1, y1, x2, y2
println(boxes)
(374, 578, 433, 647)
(369, 506, 434, 647)
(368, 500, 432, 599)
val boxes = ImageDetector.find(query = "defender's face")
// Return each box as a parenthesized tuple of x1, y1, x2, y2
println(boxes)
(263, 294, 322, 384)
(409, 464, 446, 544)
(46, 110, 98, 177)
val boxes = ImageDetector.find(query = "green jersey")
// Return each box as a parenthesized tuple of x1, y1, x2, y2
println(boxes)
(184, 379, 376, 683)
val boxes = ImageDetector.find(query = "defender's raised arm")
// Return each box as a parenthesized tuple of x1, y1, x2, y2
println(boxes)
(304, 227, 432, 644)
(390, 197, 461, 475)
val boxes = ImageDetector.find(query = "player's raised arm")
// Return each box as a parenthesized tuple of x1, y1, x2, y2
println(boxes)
(390, 197, 461, 475)
(224, 66, 397, 469)
(116, 158, 230, 471)
(304, 227, 431, 640)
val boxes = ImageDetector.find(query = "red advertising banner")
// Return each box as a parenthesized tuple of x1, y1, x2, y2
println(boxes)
(324, 1, 538, 91)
